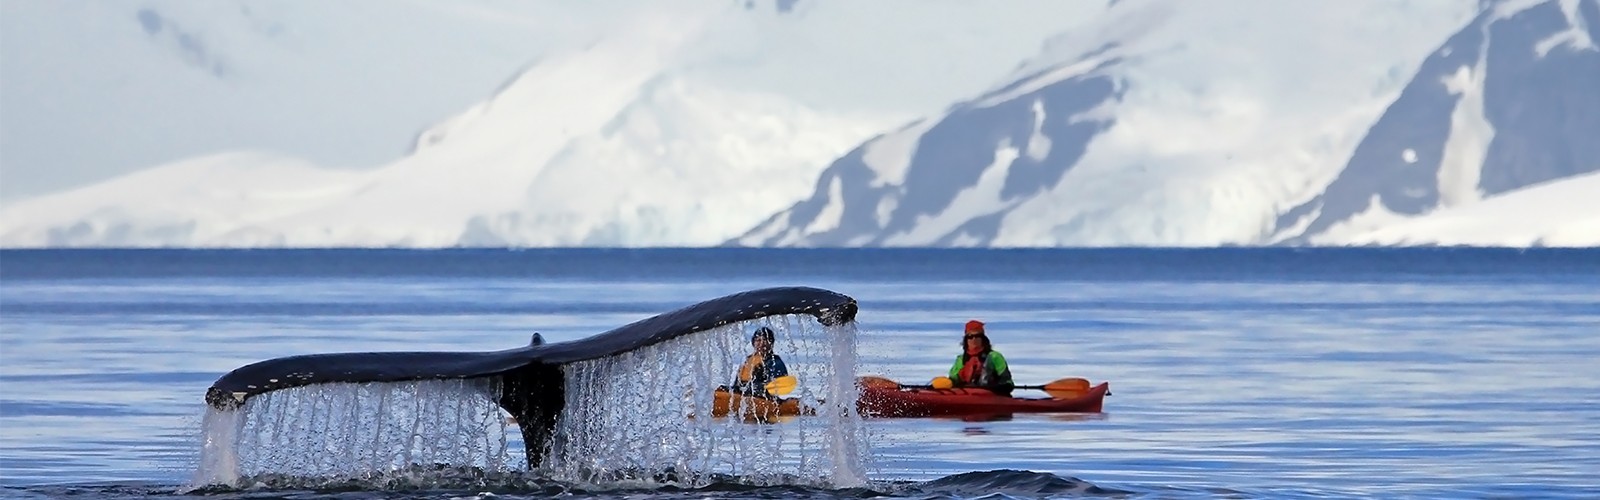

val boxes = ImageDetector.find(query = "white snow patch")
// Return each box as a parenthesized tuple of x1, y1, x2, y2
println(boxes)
(737, 212, 793, 246)
(1402, 148, 1419, 163)
(803, 176, 846, 237)
(883, 141, 1021, 246)
(1025, 99, 1053, 161)
(1069, 96, 1122, 125)
(874, 196, 899, 229)
(764, 225, 806, 248)
(1306, 195, 1415, 245)
(1437, 60, 1492, 207)
(1267, 204, 1322, 244)
(974, 54, 1115, 108)
(1535, 0, 1598, 57)
(860, 118, 938, 188)
(1335, 171, 1600, 247)
(1493, 0, 1557, 21)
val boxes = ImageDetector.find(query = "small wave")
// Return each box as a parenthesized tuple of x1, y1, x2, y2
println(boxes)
(12, 468, 1134, 499)
(193, 464, 556, 493)
(189, 464, 883, 498)
(905, 469, 1131, 497)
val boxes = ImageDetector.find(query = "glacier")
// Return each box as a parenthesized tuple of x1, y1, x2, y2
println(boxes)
(2, 0, 1596, 248)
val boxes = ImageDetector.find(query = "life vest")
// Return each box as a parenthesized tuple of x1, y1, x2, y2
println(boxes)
(954, 351, 1011, 388)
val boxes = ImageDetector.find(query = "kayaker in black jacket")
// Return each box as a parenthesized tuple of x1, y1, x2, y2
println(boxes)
(948, 320, 1014, 396)
(730, 326, 789, 398)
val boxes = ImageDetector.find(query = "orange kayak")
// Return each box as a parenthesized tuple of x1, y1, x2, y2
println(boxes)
(857, 382, 1110, 418)
(711, 388, 815, 420)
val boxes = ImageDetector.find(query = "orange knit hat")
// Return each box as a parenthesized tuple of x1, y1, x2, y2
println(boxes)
(964, 320, 985, 334)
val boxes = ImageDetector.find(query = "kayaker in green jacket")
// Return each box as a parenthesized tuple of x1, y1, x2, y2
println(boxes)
(730, 326, 789, 398)
(948, 320, 1014, 395)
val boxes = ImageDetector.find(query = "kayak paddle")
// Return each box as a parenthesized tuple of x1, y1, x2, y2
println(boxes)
(857, 375, 945, 390)
(764, 375, 798, 396)
(1015, 377, 1092, 399)
(856, 375, 911, 390)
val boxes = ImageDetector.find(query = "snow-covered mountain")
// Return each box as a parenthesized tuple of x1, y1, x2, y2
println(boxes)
(0, 0, 586, 202)
(2, 0, 1596, 248)
(0, 0, 1105, 247)
(741, 0, 1600, 247)
(1275, 0, 1600, 244)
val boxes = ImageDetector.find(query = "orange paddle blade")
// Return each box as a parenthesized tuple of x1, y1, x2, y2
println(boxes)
(856, 375, 901, 390)
(1020, 377, 1092, 399)
(764, 375, 798, 396)
(1044, 377, 1091, 392)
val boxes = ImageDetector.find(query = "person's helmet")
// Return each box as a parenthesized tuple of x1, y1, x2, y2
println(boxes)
(961, 320, 990, 350)
(751, 326, 776, 342)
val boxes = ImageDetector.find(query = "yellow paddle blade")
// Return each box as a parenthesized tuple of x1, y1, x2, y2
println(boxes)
(856, 375, 901, 390)
(930, 376, 954, 389)
(764, 375, 798, 396)
(1036, 377, 1092, 399)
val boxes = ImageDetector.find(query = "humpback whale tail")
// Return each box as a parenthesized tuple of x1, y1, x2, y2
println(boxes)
(199, 287, 860, 476)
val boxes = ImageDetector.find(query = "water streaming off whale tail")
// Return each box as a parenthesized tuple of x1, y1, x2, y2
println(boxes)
(192, 378, 521, 488)
(550, 316, 871, 488)
(191, 313, 870, 490)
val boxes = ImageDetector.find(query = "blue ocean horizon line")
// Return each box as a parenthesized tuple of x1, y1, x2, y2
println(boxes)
(3, 246, 1596, 283)
(4, 245, 1596, 253)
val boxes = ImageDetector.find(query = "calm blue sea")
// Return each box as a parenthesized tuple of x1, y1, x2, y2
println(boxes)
(2, 248, 1598, 499)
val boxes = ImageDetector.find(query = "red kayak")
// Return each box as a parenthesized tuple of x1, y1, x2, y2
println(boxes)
(856, 378, 1109, 418)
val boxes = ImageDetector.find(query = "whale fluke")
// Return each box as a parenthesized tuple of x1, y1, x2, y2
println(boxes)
(203, 286, 859, 467)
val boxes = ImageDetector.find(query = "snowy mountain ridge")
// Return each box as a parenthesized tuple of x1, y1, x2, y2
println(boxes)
(2, 0, 1596, 248)
(742, 0, 1599, 247)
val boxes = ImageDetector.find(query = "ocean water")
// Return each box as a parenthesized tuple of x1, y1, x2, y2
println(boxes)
(1, 248, 1598, 499)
